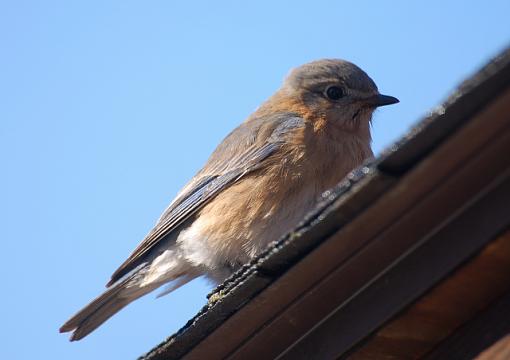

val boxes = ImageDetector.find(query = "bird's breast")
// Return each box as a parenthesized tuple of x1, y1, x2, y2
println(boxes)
(177, 133, 372, 279)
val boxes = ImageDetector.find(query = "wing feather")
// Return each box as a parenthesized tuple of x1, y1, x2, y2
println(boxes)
(107, 114, 304, 286)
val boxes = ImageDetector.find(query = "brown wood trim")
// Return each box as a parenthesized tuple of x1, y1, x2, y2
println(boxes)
(281, 173, 510, 360)
(348, 230, 510, 360)
(423, 290, 510, 359)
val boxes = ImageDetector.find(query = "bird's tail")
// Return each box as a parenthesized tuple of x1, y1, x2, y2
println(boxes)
(60, 247, 202, 341)
(59, 274, 157, 341)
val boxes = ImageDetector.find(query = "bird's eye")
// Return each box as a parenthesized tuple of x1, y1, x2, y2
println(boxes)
(325, 86, 344, 101)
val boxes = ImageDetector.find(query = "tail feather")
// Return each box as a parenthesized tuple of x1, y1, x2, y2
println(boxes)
(60, 275, 155, 341)
(68, 296, 130, 341)
(60, 248, 199, 340)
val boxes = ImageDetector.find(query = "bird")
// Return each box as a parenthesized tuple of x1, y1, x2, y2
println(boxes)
(60, 59, 398, 341)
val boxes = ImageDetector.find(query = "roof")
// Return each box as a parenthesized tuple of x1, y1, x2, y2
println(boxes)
(141, 45, 510, 360)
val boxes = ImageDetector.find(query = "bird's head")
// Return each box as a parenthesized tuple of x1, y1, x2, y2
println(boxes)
(280, 59, 398, 139)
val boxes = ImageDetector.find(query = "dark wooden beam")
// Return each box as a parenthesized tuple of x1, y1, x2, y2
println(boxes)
(424, 290, 510, 359)
(281, 171, 510, 360)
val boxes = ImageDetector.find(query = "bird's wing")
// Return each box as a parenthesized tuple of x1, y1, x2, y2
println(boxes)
(107, 114, 305, 286)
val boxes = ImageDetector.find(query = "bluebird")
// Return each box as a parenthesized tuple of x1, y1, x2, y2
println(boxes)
(60, 59, 398, 340)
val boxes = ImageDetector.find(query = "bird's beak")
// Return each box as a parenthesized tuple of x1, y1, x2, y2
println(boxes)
(365, 94, 399, 107)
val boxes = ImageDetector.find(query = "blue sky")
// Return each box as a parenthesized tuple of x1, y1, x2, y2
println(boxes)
(1, 1, 509, 359)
